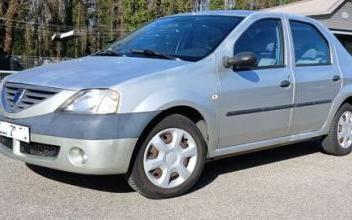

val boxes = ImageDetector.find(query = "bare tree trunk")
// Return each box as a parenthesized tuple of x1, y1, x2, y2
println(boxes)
(0, 2, 6, 50)
(110, 1, 115, 40)
(0, 2, 3, 15)
(75, 7, 80, 57)
(156, 0, 161, 15)
(194, 0, 209, 11)
(24, 24, 32, 57)
(3, 0, 19, 55)
(117, 0, 124, 38)
(224, 0, 236, 9)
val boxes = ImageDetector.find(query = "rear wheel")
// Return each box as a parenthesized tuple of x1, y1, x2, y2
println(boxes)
(127, 114, 206, 199)
(321, 103, 352, 156)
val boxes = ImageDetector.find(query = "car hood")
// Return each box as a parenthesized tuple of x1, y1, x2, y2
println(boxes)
(5, 56, 190, 90)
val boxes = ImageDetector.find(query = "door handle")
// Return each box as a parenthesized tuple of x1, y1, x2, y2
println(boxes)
(280, 80, 291, 88)
(333, 75, 341, 82)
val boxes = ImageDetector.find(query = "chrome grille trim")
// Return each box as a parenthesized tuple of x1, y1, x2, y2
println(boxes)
(2, 82, 61, 113)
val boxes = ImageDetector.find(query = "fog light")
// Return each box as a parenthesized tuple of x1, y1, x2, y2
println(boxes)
(69, 147, 88, 165)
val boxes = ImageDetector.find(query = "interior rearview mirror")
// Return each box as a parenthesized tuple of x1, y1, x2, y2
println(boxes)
(223, 52, 257, 69)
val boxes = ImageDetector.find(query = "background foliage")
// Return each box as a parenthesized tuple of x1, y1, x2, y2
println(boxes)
(0, 0, 299, 59)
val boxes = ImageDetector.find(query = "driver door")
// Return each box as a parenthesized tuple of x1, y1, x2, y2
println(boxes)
(218, 18, 294, 148)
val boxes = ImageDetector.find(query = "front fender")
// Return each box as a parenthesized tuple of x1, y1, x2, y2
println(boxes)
(131, 89, 219, 154)
(115, 55, 220, 152)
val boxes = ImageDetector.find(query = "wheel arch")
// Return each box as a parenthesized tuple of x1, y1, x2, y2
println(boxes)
(324, 87, 352, 133)
(127, 105, 210, 172)
(341, 96, 352, 106)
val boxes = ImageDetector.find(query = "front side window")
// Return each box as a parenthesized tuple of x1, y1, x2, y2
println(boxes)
(234, 19, 284, 68)
(290, 21, 331, 66)
(100, 16, 243, 62)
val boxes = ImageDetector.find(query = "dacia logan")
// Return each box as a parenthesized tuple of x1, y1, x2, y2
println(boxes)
(1, 10, 352, 199)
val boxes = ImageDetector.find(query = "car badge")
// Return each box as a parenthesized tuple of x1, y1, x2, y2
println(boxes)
(13, 89, 25, 105)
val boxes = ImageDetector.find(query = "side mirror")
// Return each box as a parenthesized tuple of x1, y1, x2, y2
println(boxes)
(223, 52, 257, 69)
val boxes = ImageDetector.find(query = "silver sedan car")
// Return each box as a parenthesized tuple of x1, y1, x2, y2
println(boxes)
(1, 10, 352, 199)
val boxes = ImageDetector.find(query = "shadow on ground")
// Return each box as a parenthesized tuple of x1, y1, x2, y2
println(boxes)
(193, 140, 322, 191)
(26, 164, 133, 193)
(27, 140, 323, 194)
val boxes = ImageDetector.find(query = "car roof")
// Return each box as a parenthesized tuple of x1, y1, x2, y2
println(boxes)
(170, 10, 309, 20)
(174, 10, 255, 17)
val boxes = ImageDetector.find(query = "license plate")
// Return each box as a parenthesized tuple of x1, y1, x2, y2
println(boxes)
(0, 121, 30, 143)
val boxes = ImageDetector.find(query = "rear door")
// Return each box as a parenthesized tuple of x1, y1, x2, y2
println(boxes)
(288, 19, 341, 134)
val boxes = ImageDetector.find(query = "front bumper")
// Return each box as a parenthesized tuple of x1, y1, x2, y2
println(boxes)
(0, 111, 159, 175)
(0, 133, 137, 175)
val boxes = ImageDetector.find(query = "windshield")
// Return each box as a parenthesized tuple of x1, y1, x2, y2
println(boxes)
(100, 16, 243, 61)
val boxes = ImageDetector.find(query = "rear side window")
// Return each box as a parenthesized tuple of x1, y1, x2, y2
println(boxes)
(234, 19, 284, 68)
(290, 21, 331, 66)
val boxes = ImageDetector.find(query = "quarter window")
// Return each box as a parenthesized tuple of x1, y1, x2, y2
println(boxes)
(234, 19, 284, 68)
(290, 21, 331, 66)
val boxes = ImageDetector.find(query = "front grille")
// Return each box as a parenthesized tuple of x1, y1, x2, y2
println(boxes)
(0, 136, 13, 150)
(2, 83, 61, 113)
(20, 142, 60, 158)
(0, 135, 60, 157)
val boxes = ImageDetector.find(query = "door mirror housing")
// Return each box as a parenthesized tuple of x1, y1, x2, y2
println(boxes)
(223, 52, 257, 69)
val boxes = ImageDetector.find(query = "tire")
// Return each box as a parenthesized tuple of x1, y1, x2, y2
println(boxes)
(321, 103, 352, 156)
(126, 114, 206, 199)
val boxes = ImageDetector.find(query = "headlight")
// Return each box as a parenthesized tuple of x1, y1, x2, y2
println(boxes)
(58, 89, 120, 114)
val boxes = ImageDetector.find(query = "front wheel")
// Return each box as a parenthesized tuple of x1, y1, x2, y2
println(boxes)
(321, 103, 352, 156)
(127, 114, 206, 199)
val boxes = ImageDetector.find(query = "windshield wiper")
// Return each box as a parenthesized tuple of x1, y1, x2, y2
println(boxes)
(94, 50, 123, 57)
(129, 49, 176, 60)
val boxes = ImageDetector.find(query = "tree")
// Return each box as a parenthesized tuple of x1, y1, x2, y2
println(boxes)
(1, 0, 300, 60)
(210, 0, 224, 9)
(3, 0, 19, 55)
